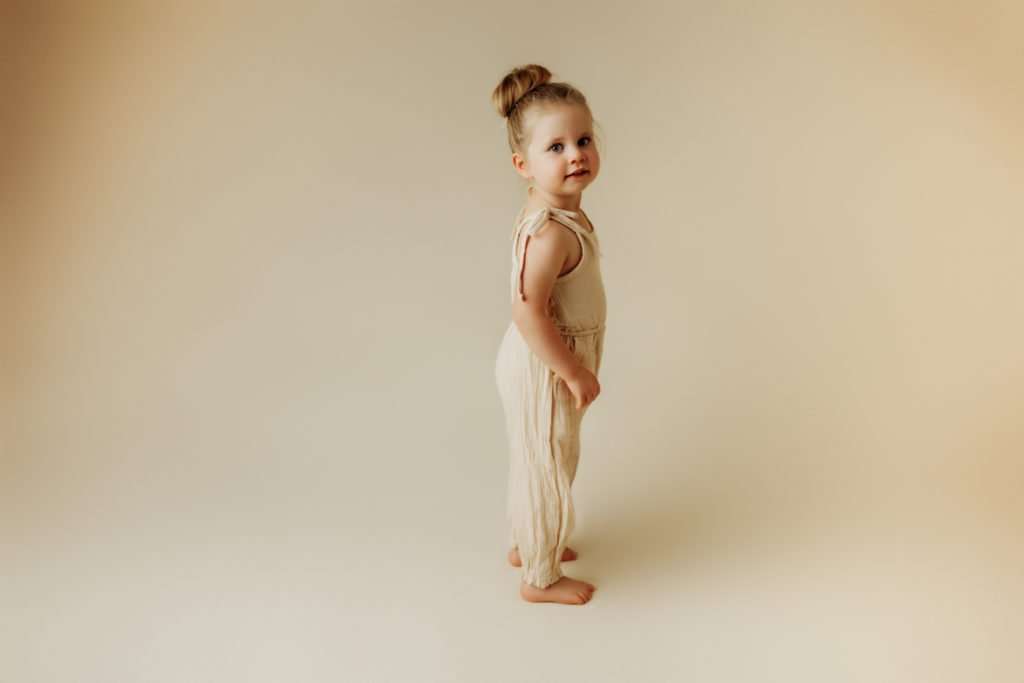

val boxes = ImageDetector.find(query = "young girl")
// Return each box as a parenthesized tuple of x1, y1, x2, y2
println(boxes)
(492, 64, 607, 605)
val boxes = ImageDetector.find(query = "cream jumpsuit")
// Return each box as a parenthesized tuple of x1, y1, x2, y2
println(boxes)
(494, 204, 607, 589)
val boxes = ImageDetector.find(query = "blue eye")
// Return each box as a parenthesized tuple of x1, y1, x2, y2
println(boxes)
(549, 136, 592, 152)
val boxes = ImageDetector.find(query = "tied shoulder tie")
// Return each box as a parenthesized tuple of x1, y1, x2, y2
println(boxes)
(510, 207, 600, 303)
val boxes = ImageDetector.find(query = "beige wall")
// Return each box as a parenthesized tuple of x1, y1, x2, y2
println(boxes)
(3, 2, 1022, 681)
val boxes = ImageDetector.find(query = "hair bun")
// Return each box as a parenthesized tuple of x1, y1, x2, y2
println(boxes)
(491, 64, 552, 119)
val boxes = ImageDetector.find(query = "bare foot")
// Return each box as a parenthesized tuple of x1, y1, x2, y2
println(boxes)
(508, 547, 577, 567)
(520, 576, 597, 604)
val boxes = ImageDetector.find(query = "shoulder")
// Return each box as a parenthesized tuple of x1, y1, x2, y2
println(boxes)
(523, 218, 576, 255)
(520, 217, 574, 264)
(524, 214, 575, 242)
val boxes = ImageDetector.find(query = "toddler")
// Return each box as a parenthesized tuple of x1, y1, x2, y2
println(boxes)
(492, 64, 607, 605)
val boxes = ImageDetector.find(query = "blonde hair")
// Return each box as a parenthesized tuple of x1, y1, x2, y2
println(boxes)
(490, 64, 599, 159)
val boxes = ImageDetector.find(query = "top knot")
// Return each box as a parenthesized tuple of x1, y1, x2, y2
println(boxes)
(491, 64, 552, 119)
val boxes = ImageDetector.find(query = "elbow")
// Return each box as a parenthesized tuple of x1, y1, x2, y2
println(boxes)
(511, 301, 545, 328)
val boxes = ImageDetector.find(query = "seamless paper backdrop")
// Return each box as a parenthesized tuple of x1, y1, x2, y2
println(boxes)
(2, 2, 1022, 682)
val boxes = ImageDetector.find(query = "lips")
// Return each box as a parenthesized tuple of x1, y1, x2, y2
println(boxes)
(567, 170, 589, 178)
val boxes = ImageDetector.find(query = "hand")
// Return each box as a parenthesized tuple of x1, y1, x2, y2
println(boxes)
(563, 366, 601, 411)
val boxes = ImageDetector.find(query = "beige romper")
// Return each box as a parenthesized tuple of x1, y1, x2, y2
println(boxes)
(494, 204, 607, 589)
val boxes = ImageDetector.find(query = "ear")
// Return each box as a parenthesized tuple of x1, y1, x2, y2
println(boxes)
(511, 153, 530, 181)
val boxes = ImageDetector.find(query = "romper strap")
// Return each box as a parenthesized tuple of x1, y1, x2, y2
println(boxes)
(510, 206, 597, 302)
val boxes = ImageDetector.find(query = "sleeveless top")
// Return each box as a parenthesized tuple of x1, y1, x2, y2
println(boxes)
(508, 205, 607, 337)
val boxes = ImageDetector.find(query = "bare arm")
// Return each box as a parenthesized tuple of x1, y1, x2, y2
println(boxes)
(511, 220, 585, 383)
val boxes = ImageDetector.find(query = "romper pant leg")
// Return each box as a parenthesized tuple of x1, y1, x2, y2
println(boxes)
(496, 327, 603, 589)
(554, 331, 602, 488)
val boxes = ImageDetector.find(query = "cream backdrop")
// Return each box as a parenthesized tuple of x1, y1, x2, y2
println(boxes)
(2, 2, 1022, 682)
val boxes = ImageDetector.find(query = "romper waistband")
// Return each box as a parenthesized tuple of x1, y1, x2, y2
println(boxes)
(555, 322, 605, 337)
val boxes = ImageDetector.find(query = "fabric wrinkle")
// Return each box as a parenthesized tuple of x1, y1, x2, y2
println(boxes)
(495, 204, 607, 589)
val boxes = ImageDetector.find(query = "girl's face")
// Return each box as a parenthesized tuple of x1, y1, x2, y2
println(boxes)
(513, 104, 599, 201)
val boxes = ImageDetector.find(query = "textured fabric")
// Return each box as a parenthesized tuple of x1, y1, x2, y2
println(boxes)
(494, 205, 607, 588)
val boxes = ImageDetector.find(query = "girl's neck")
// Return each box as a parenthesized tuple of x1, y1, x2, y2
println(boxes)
(526, 187, 582, 213)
